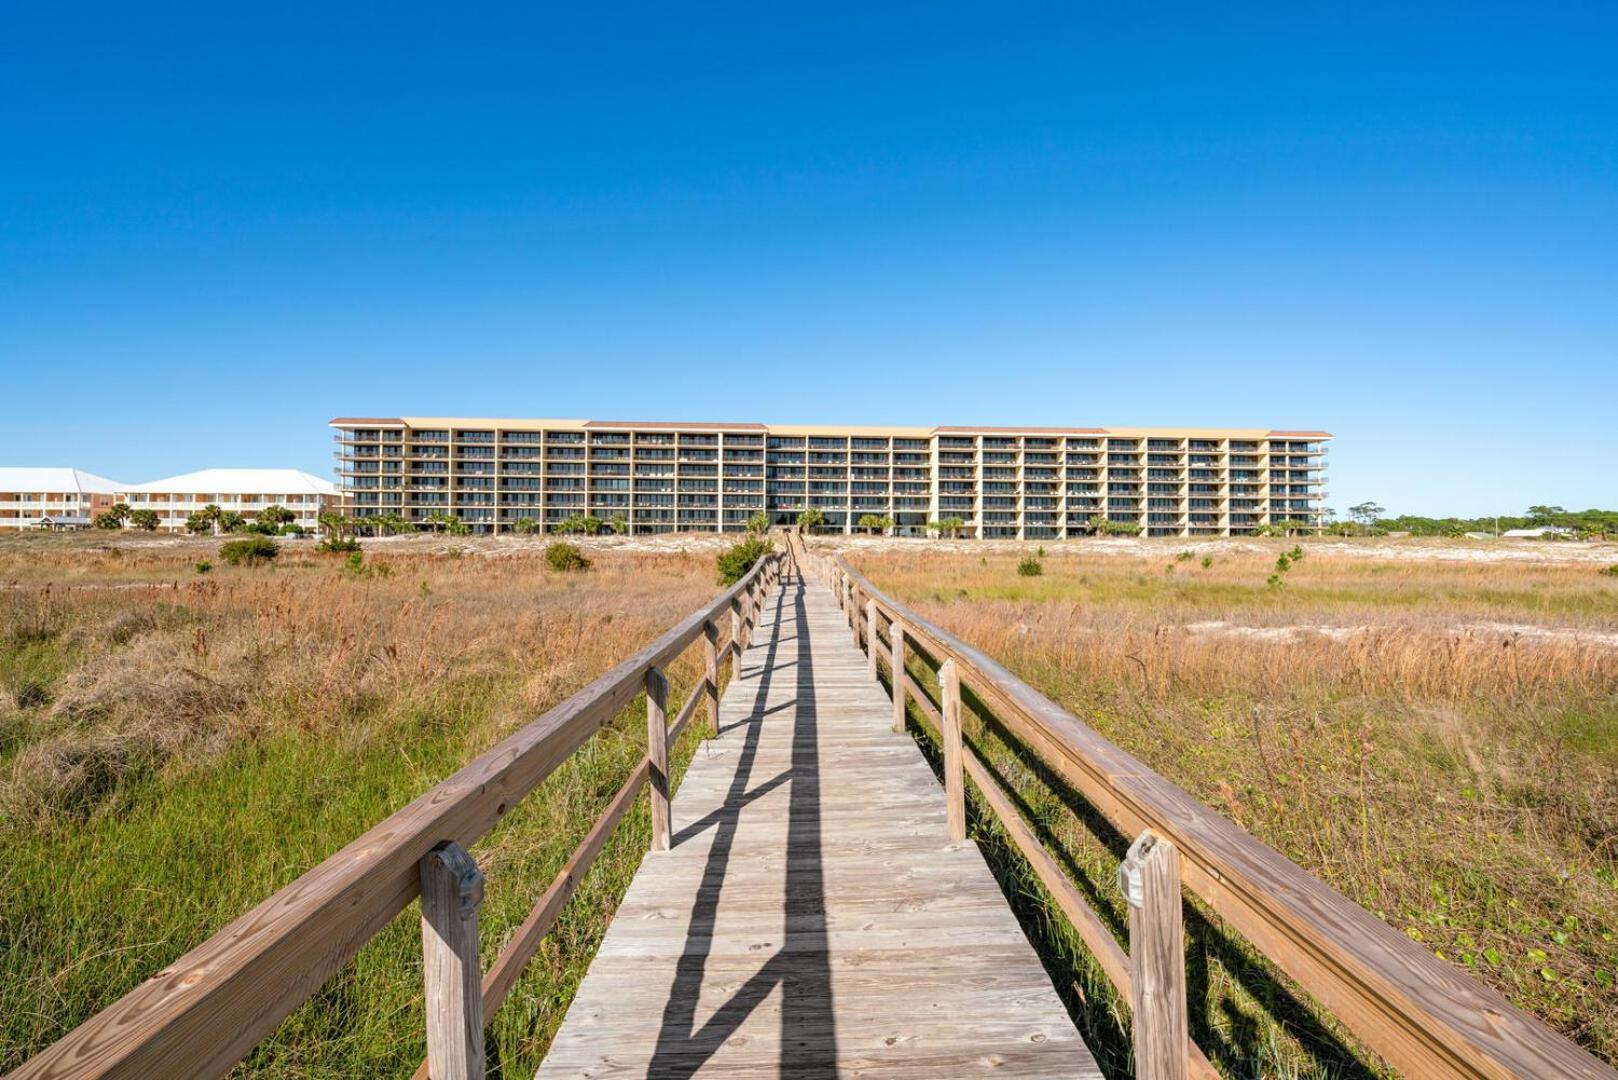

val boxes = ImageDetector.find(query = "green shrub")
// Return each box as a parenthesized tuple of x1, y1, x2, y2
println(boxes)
(545, 542, 591, 572)
(219, 537, 279, 566)
(127, 509, 161, 531)
(1200, 555, 1213, 569)
(319, 536, 361, 553)
(94, 503, 131, 530)
(717, 536, 773, 585)
(1602, 565, 1618, 578)
(747, 510, 770, 535)
(1017, 557, 1043, 577)
(797, 508, 826, 533)
(193, 560, 211, 574)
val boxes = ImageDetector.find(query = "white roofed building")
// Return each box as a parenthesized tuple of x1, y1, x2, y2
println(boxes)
(120, 469, 339, 533)
(0, 468, 125, 530)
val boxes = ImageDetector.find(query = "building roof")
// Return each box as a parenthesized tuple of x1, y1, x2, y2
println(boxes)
(326, 417, 1334, 441)
(0, 467, 125, 494)
(122, 469, 338, 496)
(934, 425, 1109, 436)
(585, 419, 769, 432)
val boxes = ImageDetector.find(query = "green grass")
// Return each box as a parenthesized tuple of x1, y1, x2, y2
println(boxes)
(856, 546, 1618, 1074)
(0, 649, 714, 1077)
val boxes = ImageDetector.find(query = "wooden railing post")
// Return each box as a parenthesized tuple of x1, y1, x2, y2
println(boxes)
(703, 619, 719, 738)
(865, 599, 879, 680)
(849, 586, 861, 648)
(646, 666, 670, 852)
(420, 841, 486, 1080)
(939, 659, 965, 842)
(1120, 831, 1188, 1080)
(891, 620, 908, 732)
(740, 588, 753, 652)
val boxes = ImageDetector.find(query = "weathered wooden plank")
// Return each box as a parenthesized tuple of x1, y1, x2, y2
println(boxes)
(536, 567, 1099, 1078)
(1122, 832, 1188, 1080)
(11, 554, 784, 1080)
(646, 666, 671, 853)
(837, 553, 1618, 1080)
(419, 843, 485, 1080)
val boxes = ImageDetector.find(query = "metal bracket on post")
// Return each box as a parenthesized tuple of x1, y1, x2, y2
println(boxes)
(420, 841, 486, 1080)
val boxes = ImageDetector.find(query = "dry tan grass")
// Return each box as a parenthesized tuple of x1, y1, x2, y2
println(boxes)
(1, 536, 728, 1074)
(0, 540, 715, 821)
(852, 544, 1618, 1063)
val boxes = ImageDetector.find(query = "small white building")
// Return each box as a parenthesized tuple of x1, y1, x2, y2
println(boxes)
(120, 469, 339, 533)
(1501, 526, 1574, 539)
(0, 468, 125, 531)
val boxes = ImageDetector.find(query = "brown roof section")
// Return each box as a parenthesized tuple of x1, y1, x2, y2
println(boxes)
(584, 420, 768, 431)
(329, 417, 405, 426)
(1265, 430, 1333, 438)
(933, 425, 1108, 435)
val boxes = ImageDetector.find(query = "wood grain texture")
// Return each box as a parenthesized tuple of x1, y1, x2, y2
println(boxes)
(537, 565, 1099, 1079)
(1123, 833, 1187, 1080)
(889, 622, 907, 734)
(647, 667, 671, 853)
(832, 553, 1618, 1080)
(938, 660, 966, 844)
(11, 556, 782, 1080)
(420, 843, 486, 1080)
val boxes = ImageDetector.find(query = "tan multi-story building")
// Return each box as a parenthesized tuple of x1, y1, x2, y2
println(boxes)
(0, 467, 124, 530)
(329, 418, 1330, 538)
(120, 469, 339, 533)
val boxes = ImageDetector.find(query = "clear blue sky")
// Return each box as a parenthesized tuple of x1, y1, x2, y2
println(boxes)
(2, 4, 1613, 517)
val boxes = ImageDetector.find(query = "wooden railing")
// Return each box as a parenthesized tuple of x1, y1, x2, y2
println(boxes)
(806, 537, 1616, 1080)
(12, 550, 790, 1080)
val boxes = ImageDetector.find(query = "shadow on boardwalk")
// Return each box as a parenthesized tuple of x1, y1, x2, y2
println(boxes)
(650, 572, 838, 1078)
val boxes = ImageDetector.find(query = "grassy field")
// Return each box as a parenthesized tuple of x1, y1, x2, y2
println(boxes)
(0, 533, 727, 1076)
(842, 537, 1618, 1075)
(5, 531, 1614, 1077)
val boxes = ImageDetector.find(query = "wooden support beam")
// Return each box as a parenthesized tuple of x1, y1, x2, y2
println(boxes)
(891, 621, 907, 733)
(865, 599, 879, 681)
(939, 659, 965, 842)
(646, 667, 670, 852)
(702, 619, 720, 739)
(1121, 831, 1188, 1080)
(420, 842, 485, 1080)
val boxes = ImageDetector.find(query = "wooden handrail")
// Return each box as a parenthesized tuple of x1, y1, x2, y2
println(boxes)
(826, 548, 1616, 1080)
(14, 551, 788, 1080)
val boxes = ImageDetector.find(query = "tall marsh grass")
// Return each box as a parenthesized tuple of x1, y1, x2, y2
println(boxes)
(857, 544, 1618, 1072)
(0, 537, 720, 1074)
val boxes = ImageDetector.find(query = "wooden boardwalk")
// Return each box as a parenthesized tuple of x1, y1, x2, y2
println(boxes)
(538, 568, 1098, 1078)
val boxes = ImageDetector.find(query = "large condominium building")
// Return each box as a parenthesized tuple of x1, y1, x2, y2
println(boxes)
(121, 469, 340, 533)
(331, 417, 1330, 538)
(0, 467, 124, 531)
